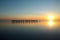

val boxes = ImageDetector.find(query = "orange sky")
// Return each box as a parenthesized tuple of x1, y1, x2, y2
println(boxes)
(0, 15, 60, 20)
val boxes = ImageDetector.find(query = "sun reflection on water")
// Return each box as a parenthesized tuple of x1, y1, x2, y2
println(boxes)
(48, 16, 54, 29)
(48, 20, 54, 27)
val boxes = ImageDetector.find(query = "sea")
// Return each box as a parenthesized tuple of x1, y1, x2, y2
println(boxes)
(0, 20, 60, 40)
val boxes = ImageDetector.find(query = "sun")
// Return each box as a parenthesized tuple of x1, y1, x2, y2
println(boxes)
(48, 16, 53, 20)
(49, 16, 52, 19)
(48, 16, 55, 20)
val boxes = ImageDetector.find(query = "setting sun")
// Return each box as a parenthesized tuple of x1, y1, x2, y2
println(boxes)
(49, 16, 52, 19)
(48, 16, 53, 20)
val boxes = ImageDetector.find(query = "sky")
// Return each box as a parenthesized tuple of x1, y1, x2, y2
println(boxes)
(0, 0, 60, 20)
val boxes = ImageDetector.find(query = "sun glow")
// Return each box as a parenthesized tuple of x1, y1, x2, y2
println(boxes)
(48, 16, 54, 27)
(48, 16, 53, 20)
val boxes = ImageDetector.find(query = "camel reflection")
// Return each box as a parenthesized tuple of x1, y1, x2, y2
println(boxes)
(11, 20, 38, 24)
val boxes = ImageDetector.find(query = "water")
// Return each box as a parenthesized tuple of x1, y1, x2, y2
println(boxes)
(0, 20, 60, 40)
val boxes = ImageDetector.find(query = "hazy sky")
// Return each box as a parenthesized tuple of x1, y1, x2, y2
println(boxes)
(0, 0, 60, 19)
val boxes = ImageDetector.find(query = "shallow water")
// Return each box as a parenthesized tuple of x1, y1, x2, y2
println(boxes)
(0, 20, 60, 40)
